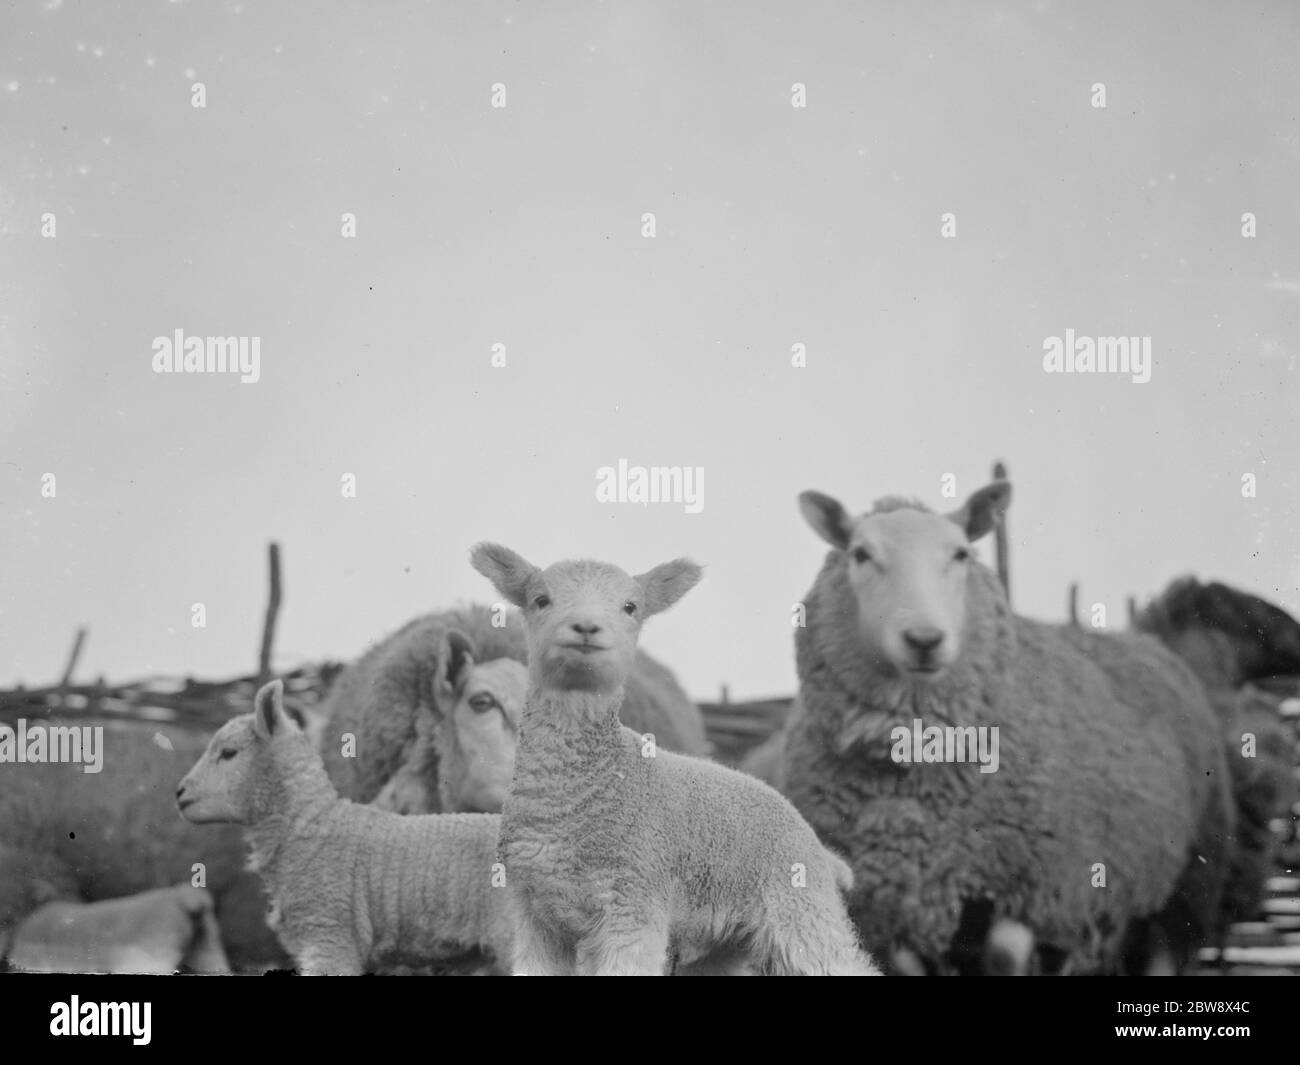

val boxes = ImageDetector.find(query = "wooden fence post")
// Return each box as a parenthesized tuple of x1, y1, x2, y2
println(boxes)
(258, 542, 282, 685)
(992, 460, 1010, 604)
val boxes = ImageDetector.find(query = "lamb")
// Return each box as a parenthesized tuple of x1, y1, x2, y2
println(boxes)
(318, 604, 708, 815)
(786, 479, 1236, 974)
(0, 717, 286, 972)
(5, 885, 229, 974)
(177, 679, 512, 975)
(470, 542, 880, 976)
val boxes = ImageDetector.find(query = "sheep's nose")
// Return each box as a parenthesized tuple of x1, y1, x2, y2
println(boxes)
(175, 784, 186, 800)
(903, 627, 945, 654)
(571, 621, 601, 637)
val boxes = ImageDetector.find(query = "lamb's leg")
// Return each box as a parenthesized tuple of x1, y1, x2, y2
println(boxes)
(511, 912, 571, 976)
(296, 943, 364, 976)
(183, 897, 231, 974)
(764, 884, 882, 975)
(576, 917, 670, 976)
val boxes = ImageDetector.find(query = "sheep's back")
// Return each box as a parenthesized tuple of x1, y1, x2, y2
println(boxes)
(623, 651, 709, 756)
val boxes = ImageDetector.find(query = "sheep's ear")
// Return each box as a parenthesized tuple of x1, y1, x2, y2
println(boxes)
(470, 542, 538, 608)
(948, 480, 1012, 542)
(798, 491, 854, 550)
(437, 629, 476, 702)
(635, 559, 703, 618)
(252, 679, 286, 738)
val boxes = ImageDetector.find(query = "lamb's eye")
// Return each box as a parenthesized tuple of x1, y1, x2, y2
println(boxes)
(468, 693, 497, 714)
(533, 595, 551, 610)
(623, 601, 637, 615)
(851, 547, 871, 564)
(218, 748, 237, 762)
(953, 547, 970, 563)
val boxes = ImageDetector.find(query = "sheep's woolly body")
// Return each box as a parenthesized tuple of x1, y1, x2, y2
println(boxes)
(0, 719, 283, 971)
(239, 724, 510, 974)
(787, 536, 1234, 971)
(319, 607, 524, 805)
(319, 605, 708, 810)
(1133, 577, 1298, 935)
(502, 689, 876, 975)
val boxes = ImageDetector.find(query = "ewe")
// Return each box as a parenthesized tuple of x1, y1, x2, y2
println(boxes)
(177, 680, 511, 975)
(318, 606, 708, 815)
(788, 479, 1235, 974)
(471, 544, 879, 976)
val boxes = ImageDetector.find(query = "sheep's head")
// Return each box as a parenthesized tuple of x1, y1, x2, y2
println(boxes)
(470, 543, 702, 696)
(798, 480, 1010, 680)
(435, 628, 527, 812)
(176, 679, 308, 825)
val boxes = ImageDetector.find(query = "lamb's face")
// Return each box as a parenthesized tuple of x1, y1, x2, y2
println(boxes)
(470, 543, 703, 697)
(799, 480, 1010, 681)
(443, 657, 527, 812)
(525, 560, 647, 694)
(176, 716, 260, 824)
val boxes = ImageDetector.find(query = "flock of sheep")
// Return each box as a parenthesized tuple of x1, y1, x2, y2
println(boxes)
(2, 477, 1296, 975)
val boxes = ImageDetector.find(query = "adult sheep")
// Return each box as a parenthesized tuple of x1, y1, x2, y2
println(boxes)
(786, 479, 1235, 974)
(0, 717, 287, 972)
(318, 604, 708, 814)
(1133, 577, 1299, 939)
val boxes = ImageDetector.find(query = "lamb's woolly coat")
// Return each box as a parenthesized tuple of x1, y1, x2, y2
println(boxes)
(219, 714, 510, 974)
(0, 718, 284, 971)
(319, 605, 707, 809)
(6, 885, 229, 974)
(502, 690, 870, 975)
(786, 529, 1234, 971)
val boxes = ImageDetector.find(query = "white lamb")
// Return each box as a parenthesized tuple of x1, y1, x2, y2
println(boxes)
(176, 680, 512, 975)
(5, 885, 229, 974)
(470, 543, 880, 976)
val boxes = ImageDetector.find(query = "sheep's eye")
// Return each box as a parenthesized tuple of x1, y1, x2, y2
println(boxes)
(851, 547, 871, 564)
(533, 595, 551, 610)
(218, 748, 238, 762)
(623, 601, 637, 615)
(953, 547, 971, 563)
(468, 693, 497, 714)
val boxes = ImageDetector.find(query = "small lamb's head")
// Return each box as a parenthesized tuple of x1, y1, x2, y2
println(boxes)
(470, 543, 702, 695)
(436, 628, 527, 812)
(176, 679, 310, 825)
(798, 480, 1011, 679)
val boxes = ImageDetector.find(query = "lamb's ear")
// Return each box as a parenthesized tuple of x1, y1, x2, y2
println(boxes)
(252, 679, 286, 739)
(436, 629, 476, 704)
(470, 543, 538, 608)
(948, 480, 1012, 542)
(635, 559, 703, 618)
(798, 491, 854, 551)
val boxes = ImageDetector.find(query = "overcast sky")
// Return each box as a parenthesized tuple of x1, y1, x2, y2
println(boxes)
(3, 0, 1299, 700)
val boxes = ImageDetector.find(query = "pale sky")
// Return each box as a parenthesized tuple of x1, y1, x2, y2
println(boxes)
(3, 0, 1299, 700)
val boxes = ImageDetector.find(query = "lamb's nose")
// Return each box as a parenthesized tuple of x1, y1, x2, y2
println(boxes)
(903, 627, 944, 655)
(571, 621, 601, 637)
(175, 785, 186, 800)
